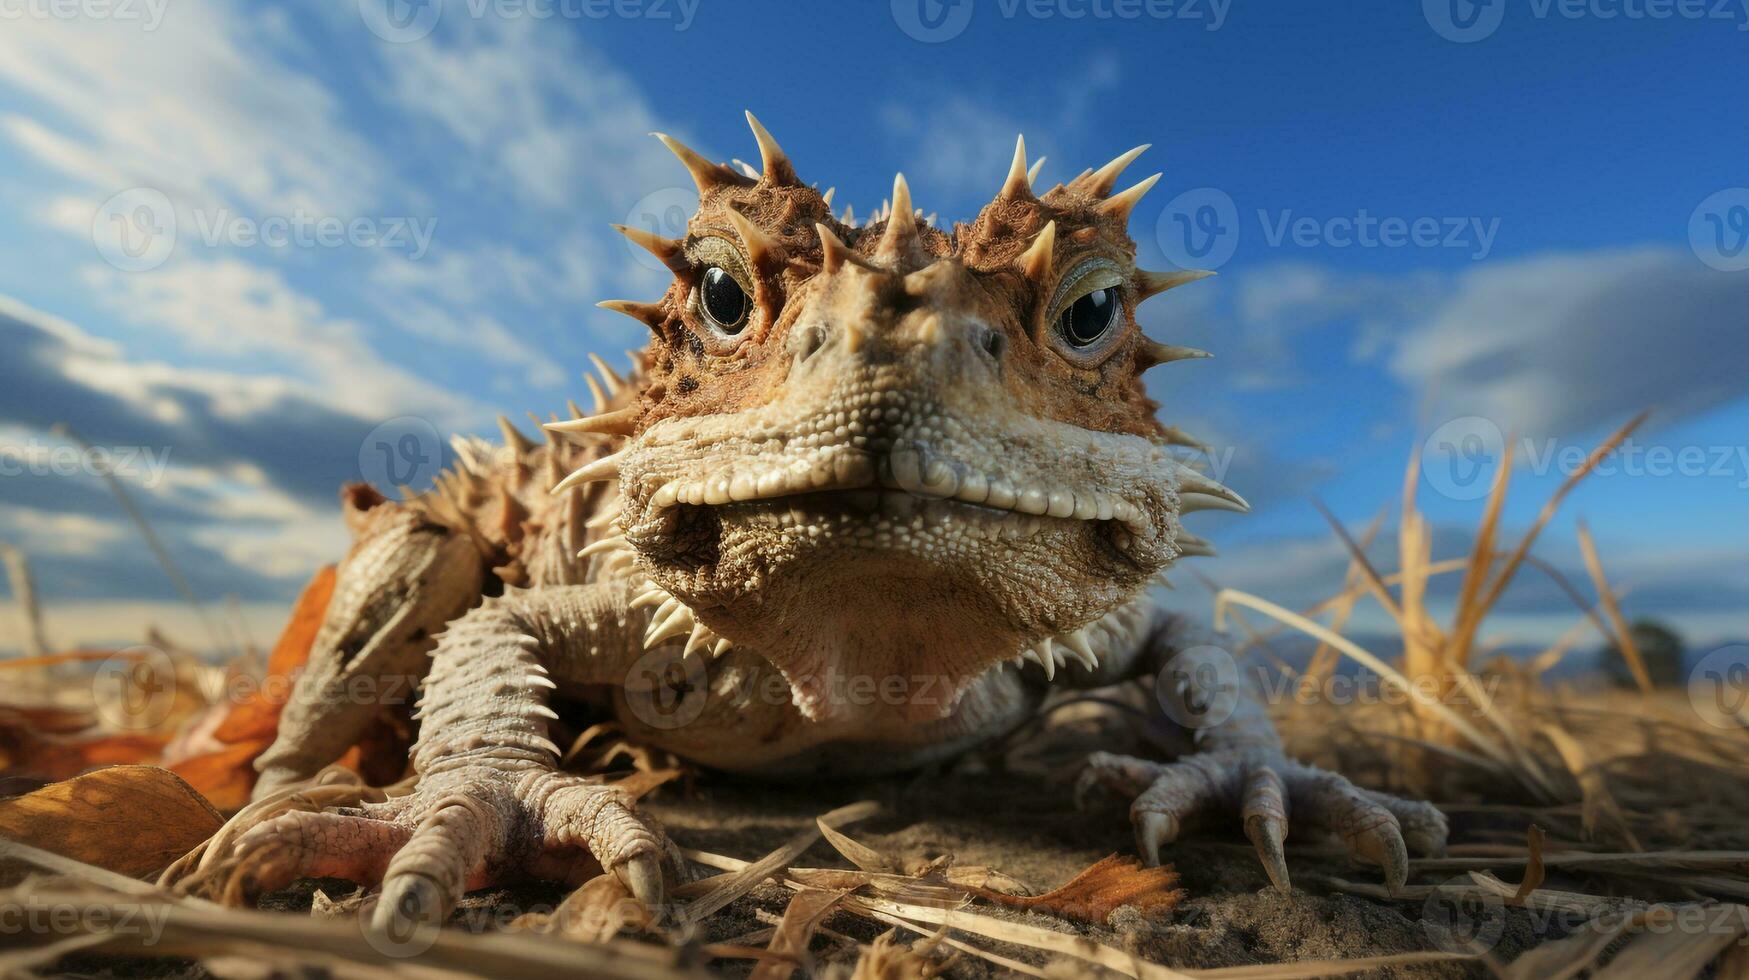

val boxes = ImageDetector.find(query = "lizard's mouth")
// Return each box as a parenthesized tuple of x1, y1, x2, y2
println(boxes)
(624, 445, 1162, 571)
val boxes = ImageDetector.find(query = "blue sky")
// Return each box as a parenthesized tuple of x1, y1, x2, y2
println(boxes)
(1, 0, 1745, 655)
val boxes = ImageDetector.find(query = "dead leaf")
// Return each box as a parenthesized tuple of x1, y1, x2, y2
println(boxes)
(968, 853, 1183, 926)
(0, 765, 222, 880)
(1510, 825, 1546, 904)
(818, 817, 896, 873)
(161, 567, 336, 810)
(508, 873, 652, 942)
(749, 887, 848, 980)
(212, 565, 336, 744)
(849, 929, 945, 980)
(169, 739, 272, 813)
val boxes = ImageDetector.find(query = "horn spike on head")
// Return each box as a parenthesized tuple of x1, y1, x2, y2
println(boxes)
(877, 172, 919, 259)
(588, 352, 626, 392)
(1138, 268, 1217, 300)
(584, 373, 609, 415)
(497, 416, 534, 456)
(726, 209, 780, 269)
(1140, 338, 1213, 367)
(597, 299, 666, 333)
(1098, 172, 1162, 222)
(999, 134, 1032, 201)
(651, 131, 752, 195)
(743, 110, 798, 185)
(821, 186, 836, 207)
(1017, 220, 1057, 280)
(1085, 144, 1151, 197)
(1026, 156, 1046, 188)
(816, 222, 875, 274)
(610, 223, 687, 273)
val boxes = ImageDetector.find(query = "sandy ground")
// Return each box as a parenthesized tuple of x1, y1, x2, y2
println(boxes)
(48, 703, 1581, 978)
(224, 766, 1540, 978)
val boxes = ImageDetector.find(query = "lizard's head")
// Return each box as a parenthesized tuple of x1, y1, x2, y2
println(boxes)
(556, 113, 1244, 723)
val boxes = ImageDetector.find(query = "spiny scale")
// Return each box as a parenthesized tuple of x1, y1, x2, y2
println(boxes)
(651, 131, 751, 194)
(1000, 134, 1032, 201)
(744, 111, 797, 185)
(1017, 220, 1056, 280)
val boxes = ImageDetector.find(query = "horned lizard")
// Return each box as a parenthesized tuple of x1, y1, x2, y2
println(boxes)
(235, 113, 1447, 930)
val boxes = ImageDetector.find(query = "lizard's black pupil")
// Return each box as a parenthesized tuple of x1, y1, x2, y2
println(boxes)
(1061, 288, 1116, 347)
(701, 267, 749, 332)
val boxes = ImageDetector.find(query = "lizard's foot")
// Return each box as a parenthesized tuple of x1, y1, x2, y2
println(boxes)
(1078, 750, 1448, 894)
(229, 766, 675, 928)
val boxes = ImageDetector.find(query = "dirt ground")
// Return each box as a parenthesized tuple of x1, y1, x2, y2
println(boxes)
(215, 762, 1540, 979)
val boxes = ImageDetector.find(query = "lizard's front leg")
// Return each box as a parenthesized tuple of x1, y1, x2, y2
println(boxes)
(230, 581, 674, 927)
(1076, 604, 1448, 893)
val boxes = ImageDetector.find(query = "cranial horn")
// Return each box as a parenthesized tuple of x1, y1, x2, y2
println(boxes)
(1085, 144, 1150, 197)
(1017, 220, 1056, 280)
(999, 134, 1032, 201)
(743, 110, 797, 185)
(1139, 338, 1212, 366)
(1098, 172, 1162, 222)
(1137, 268, 1216, 300)
(876, 173, 920, 259)
(726, 210, 780, 269)
(597, 299, 666, 334)
(816, 222, 876, 274)
(610, 223, 687, 273)
(651, 132, 752, 195)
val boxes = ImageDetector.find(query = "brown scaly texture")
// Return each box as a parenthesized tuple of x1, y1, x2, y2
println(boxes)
(239, 114, 1446, 934)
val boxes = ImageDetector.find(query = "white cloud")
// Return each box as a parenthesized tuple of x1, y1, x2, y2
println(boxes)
(1388, 246, 1749, 438)
(80, 258, 472, 423)
(0, 507, 128, 558)
(876, 59, 1121, 207)
(377, 18, 677, 211)
(0, 0, 384, 217)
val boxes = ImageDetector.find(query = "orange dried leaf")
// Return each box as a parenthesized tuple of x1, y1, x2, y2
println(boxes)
(212, 565, 337, 743)
(508, 873, 652, 942)
(969, 853, 1182, 925)
(1511, 825, 1546, 904)
(168, 738, 272, 813)
(0, 765, 222, 880)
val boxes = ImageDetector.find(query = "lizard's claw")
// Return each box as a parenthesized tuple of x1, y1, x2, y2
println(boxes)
(614, 852, 666, 907)
(1081, 750, 1447, 895)
(229, 766, 677, 924)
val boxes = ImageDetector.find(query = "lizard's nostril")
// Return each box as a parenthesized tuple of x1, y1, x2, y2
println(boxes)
(794, 325, 826, 364)
(979, 328, 1007, 362)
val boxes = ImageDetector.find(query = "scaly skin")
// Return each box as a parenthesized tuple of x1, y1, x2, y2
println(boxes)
(237, 114, 1446, 931)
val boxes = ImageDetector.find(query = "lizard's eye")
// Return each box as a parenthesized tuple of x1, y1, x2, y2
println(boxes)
(1060, 287, 1117, 348)
(700, 266, 750, 334)
(1046, 259, 1127, 364)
